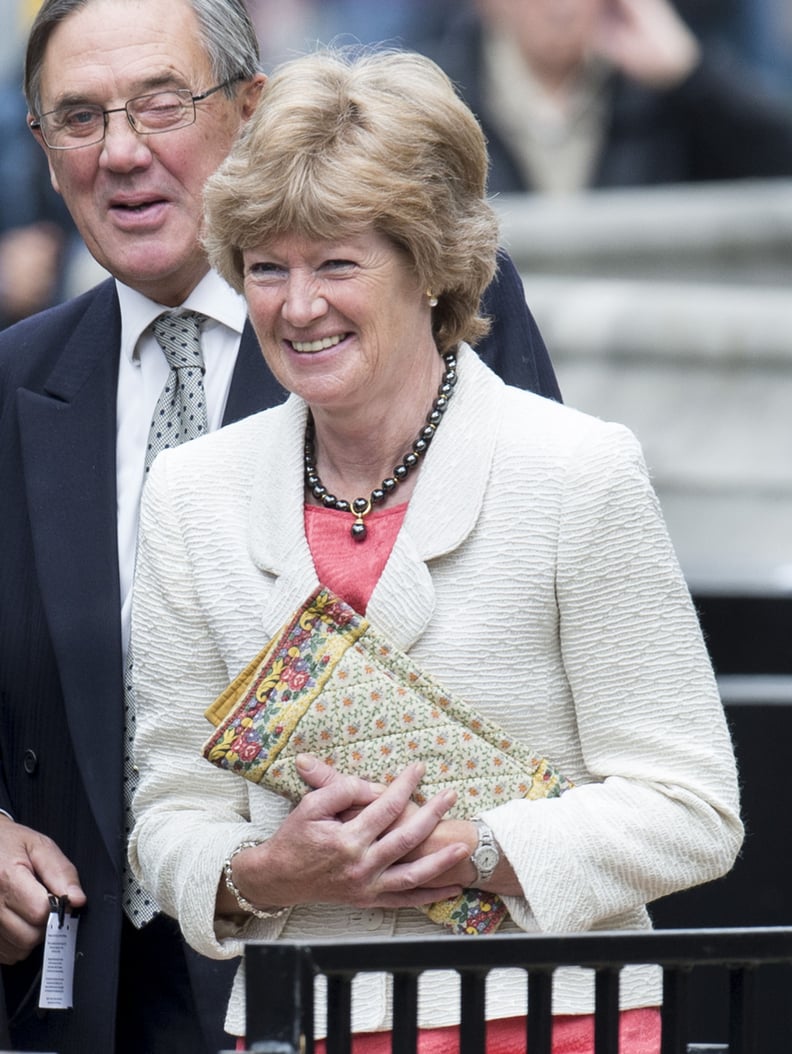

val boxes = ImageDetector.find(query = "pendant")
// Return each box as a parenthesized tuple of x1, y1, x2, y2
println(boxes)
(351, 497, 372, 542)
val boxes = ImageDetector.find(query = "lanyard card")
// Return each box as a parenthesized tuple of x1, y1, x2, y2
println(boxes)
(38, 895, 79, 1010)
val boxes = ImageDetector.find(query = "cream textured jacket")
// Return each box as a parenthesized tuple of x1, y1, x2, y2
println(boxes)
(129, 345, 742, 1037)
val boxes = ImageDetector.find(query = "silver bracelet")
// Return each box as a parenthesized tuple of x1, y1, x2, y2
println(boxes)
(223, 840, 289, 920)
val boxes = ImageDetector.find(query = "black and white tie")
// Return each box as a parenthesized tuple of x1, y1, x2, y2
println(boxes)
(145, 311, 208, 472)
(122, 311, 208, 926)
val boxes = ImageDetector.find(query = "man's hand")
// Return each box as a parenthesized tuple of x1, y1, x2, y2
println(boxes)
(0, 816, 85, 964)
(593, 0, 700, 88)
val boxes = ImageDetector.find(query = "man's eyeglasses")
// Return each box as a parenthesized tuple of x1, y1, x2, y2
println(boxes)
(30, 78, 241, 150)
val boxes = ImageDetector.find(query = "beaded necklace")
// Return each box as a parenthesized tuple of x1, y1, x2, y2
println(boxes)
(303, 350, 458, 540)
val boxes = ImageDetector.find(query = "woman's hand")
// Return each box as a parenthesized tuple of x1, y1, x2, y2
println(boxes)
(217, 755, 470, 918)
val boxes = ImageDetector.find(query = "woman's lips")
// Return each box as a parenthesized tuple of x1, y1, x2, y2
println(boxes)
(290, 334, 346, 353)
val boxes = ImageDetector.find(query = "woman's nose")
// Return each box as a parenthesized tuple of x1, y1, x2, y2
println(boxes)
(282, 275, 329, 326)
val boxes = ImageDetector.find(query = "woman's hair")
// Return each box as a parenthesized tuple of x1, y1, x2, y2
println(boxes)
(203, 47, 500, 351)
(24, 0, 261, 116)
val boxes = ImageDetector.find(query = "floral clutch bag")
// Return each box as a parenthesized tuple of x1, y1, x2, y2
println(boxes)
(202, 587, 572, 935)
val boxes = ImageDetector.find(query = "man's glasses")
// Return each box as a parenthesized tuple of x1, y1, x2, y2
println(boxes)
(30, 78, 241, 150)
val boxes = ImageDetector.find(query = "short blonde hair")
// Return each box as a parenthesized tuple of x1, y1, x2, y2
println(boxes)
(202, 47, 500, 351)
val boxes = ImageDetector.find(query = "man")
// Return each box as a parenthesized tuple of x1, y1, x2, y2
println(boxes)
(422, 0, 792, 194)
(0, 1, 560, 1052)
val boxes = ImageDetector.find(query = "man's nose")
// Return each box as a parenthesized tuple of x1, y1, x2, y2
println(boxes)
(98, 111, 152, 168)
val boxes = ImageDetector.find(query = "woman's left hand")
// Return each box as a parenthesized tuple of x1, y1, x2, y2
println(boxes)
(299, 755, 525, 896)
(221, 754, 471, 917)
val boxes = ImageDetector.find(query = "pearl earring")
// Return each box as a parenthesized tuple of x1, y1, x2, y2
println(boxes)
(427, 291, 438, 308)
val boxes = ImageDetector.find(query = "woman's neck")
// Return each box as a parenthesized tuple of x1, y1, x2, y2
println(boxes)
(306, 350, 449, 507)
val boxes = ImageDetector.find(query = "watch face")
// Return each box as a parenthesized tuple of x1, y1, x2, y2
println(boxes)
(475, 846, 499, 873)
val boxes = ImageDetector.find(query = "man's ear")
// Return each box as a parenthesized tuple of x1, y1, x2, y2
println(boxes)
(28, 115, 62, 195)
(239, 73, 266, 121)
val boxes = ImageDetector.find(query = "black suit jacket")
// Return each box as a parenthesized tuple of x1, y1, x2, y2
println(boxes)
(0, 256, 558, 1053)
(422, 12, 792, 194)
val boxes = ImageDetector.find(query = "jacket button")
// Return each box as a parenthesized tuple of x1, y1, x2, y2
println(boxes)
(22, 749, 38, 775)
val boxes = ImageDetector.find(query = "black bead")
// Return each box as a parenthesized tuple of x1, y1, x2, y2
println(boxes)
(302, 354, 459, 539)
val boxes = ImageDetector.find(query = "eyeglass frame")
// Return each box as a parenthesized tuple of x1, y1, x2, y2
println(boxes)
(29, 77, 243, 151)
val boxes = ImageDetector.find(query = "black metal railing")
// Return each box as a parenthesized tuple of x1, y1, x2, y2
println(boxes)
(237, 927, 792, 1054)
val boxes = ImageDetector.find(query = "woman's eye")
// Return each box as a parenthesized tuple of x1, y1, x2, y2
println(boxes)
(322, 259, 355, 274)
(247, 262, 286, 278)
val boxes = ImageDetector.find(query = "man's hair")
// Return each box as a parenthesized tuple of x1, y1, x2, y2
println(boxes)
(203, 47, 500, 352)
(24, 0, 261, 116)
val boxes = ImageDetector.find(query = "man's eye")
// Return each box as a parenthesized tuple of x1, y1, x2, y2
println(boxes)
(135, 96, 185, 127)
(60, 108, 103, 132)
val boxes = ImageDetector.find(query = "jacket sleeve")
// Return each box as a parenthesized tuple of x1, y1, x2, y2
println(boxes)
(477, 249, 562, 402)
(485, 423, 743, 933)
(127, 455, 282, 961)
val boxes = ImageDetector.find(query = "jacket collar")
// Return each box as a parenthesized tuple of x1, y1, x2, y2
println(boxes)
(246, 345, 502, 649)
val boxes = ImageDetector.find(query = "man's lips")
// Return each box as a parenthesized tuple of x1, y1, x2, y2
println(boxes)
(109, 197, 167, 212)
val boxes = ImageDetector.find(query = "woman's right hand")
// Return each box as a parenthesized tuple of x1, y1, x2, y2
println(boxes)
(218, 755, 469, 917)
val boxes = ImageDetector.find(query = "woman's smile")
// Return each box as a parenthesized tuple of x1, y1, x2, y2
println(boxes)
(289, 333, 347, 353)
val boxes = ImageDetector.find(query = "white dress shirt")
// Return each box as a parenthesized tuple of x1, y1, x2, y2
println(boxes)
(115, 270, 248, 658)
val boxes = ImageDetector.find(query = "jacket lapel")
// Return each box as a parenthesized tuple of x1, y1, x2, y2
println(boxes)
(17, 282, 124, 865)
(367, 346, 500, 648)
(246, 347, 502, 653)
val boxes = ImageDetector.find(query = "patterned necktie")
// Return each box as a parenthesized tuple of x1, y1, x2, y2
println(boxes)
(122, 311, 208, 925)
(145, 311, 209, 472)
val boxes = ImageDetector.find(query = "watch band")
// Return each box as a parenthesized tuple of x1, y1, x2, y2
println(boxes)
(469, 819, 500, 886)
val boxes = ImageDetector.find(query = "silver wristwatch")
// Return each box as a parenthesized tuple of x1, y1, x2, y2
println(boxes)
(470, 819, 500, 885)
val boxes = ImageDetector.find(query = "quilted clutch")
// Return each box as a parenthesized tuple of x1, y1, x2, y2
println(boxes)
(202, 587, 572, 935)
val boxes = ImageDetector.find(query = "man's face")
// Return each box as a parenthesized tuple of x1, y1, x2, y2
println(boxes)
(32, 0, 261, 305)
(477, 0, 605, 74)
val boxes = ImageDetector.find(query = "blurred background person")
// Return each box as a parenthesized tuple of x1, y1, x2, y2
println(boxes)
(417, 0, 792, 195)
(0, 0, 77, 328)
(245, 0, 442, 66)
(0, 76, 76, 329)
(0, 1, 98, 328)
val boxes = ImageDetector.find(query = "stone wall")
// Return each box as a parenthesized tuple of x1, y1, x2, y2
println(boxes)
(494, 180, 792, 596)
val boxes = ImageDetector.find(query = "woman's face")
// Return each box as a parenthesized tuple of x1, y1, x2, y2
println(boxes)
(243, 227, 438, 418)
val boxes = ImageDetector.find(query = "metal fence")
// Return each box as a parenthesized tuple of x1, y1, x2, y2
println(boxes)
(236, 927, 792, 1054)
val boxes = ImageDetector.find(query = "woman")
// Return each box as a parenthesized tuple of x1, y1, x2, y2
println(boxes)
(128, 47, 742, 1052)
